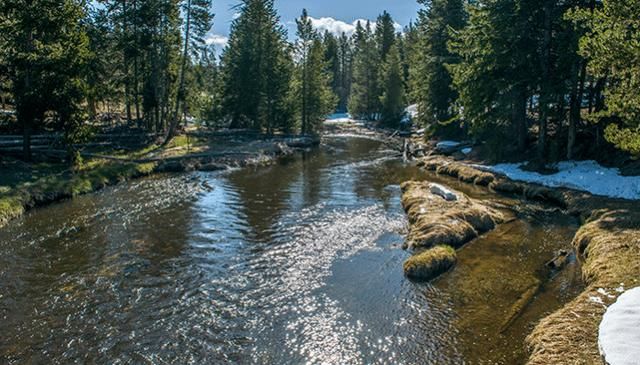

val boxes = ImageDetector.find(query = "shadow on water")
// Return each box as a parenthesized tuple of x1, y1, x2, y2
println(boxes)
(0, 136, 581, 364)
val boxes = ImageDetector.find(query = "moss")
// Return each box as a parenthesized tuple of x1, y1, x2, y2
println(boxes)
(404, 245, 457, 281)
(0, 196, 25, 225)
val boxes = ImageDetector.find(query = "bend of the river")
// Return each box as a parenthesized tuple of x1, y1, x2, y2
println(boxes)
(0, 136, 582, 364)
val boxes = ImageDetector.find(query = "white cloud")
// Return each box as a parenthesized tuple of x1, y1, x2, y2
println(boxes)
(205, 34, 229, 49)
(308, 16, 403, 37)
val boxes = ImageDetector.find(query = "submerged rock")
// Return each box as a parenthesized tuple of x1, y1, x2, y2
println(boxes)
(404, 245, 457, 281)
(545, 249, 571, 270)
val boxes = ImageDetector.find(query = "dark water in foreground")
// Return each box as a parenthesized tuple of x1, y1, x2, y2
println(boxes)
(0, 137, 582, 364)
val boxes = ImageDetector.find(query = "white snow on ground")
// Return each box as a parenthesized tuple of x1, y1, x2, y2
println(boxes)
(462, 147, 472, 155)
(325, 113, 362, 125)
(599, 287, 640, 365)
(436, 141, 461, 149)
(405, 104, 418, 119)
(481, 160, 640, 200)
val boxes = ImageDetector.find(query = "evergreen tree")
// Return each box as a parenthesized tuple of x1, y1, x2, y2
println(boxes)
(293, 10, 336, 135)
(323, 31, 341, 111)
(375, 11, 396, 62)
(578, 0, 640, 156)
(0, 0, 90, 161)
(220, 0, 293, 132)
(165, 0, 214, 143)
(380, 44, 406, 128)
(411, 0, 466, 130)
(336, 32, 353, 112)
(349, 21, 380, 120)
(189, 45, 223, 126)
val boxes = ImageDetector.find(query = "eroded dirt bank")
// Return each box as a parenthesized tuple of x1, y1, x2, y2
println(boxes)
(407, 154, 640, 364)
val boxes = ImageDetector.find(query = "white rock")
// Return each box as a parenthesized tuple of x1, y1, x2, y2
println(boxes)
(599, 287, 640, 365)
(429, 183, 458, 201)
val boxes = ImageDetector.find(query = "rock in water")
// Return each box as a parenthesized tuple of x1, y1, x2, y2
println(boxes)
(599, 287, 640, 365)
(429, 183, 458, 201)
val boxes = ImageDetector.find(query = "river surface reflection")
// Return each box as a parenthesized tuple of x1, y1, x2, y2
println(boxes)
(0, 137, 581, 364)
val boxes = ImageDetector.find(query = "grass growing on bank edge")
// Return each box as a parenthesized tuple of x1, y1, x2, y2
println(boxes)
(525, 209, 640, 365)
(413, 153, 640, 364)
(403, 245, 457, 281)
(0, 159, 157, 227)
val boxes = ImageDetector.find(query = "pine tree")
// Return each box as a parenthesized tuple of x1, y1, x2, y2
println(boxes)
(578, 0, 640, 156)
(375, 11, 396, 62)
(165, 0, 213, 143)
(220, 0, 293, 132)
(349, 21, 380, 120)
(0, 0, 90, 161)
(448, 0, 538, 156)
(322, 31, 341, 112)
(411, 0, 466, 129)
(380, 44, 406, 128)
(337, 32, 353, 112)
(293, 10, 336, 135)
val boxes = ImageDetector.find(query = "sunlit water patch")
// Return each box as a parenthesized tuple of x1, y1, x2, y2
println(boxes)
(0, 137, 581, 364)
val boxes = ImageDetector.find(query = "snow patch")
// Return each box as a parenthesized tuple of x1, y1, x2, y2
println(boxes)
(461, 147, 472, 155)
(436, 141, 461, 149)
(405, 104, 418, 119)
(325, 113, 360, 125)
(599, 287, 640, 365)
(482, 160, 640, 200)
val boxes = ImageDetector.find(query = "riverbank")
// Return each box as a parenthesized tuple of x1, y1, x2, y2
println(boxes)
(406, 153, 640, 364)
(0, 132, 319, 229)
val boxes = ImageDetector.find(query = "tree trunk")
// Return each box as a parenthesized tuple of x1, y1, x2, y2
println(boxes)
(302, 47, 308, 135)
(133, 0, 141, 123)
(568, 61, 586, 160)
(538, 0, 553, 164)
(513, 86, 528, 152)
(165, 0, 192, 145)
(123, 0, 133, 125)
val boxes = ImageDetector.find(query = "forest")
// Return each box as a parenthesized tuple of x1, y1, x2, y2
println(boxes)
(0, 0, 638, 167)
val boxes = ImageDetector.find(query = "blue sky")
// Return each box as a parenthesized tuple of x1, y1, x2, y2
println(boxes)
(207, 0, 422, 50)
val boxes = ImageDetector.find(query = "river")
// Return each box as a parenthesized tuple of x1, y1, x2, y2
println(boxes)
(0, 136, 583, 364)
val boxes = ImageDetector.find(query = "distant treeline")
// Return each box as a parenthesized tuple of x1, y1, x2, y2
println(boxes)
(0, 0, 410, 161)
(1, 0, 639, 164)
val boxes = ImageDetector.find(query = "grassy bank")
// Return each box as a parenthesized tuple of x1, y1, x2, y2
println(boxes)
(412, 154, 640, 364)
(0, 132, 318, 228)
(0, 159, 157, 227)
(526, 208, 640, 365)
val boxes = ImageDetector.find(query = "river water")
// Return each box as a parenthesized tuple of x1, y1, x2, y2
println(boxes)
(0, 136, 582, 364)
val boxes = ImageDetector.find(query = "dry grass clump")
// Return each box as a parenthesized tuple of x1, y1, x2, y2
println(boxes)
(404, 245, 457, 281)
(401, 181, 504, 250)
(418, 156, 570, 207)
(526, 209, 640, 365)
(430, 159, 496, 186)
(526, 289, 607, 365)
